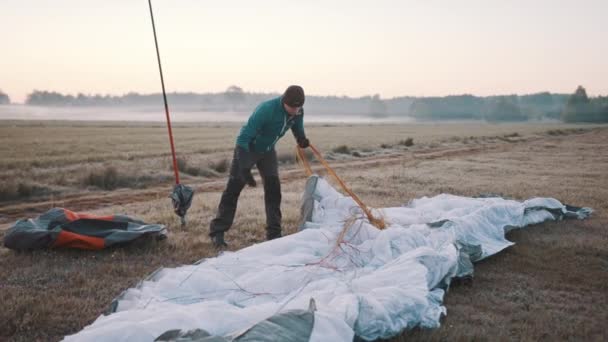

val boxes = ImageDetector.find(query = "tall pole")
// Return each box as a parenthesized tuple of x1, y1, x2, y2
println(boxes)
(148, 0, 180, 184)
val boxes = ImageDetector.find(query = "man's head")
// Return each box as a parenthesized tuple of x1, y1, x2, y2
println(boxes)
(282, 85, 305, 115)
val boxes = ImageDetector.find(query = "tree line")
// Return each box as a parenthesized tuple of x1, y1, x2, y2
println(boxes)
(2, 86, 607, 123)
(561, 86, 608, 123)
(409, 87, 607, 123)
(0, 90, 10, 105)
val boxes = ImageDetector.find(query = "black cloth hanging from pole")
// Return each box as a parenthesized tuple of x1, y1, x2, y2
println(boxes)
(148, 0, 195, 224)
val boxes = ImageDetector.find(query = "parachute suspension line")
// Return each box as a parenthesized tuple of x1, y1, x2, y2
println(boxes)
(295, 146, 314, 177)
(148, 0, 180, 185)
(296, 145, 386, 229)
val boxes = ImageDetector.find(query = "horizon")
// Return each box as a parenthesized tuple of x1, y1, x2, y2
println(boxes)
(1, 86, 601, 106)
(3, 0, 607, 103)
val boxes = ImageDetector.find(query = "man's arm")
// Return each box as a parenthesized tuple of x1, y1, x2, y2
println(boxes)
(291, 109, 310, 148)
(291, 108, 306, 140)
(236, 103, 269, 151)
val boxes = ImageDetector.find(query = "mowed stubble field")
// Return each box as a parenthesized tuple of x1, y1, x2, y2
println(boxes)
(0, 120, 607, 341)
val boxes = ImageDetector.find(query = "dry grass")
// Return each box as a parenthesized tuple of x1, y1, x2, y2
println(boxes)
(0, 121, 607, 341)
(332, 144, 352, 154)
(398, 137, 414, 146)
(0, 120, 601, 205)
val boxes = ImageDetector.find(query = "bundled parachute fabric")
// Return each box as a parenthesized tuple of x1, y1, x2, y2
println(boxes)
(153, 299, 318, 342)
(171, 184, 194, 225)
(63, 176, 591, 341)
(3, 208, 167, 251)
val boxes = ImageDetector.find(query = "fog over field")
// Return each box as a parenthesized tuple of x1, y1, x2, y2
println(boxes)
(0, 105, 418, 123)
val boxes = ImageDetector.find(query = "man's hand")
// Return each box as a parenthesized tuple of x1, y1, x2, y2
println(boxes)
(241, 168, 256, 187)
(236, 146, 256, 187)
(297, 137, 310, 149)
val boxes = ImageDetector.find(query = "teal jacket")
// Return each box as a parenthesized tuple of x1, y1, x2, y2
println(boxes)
(236, 96, 306, 153)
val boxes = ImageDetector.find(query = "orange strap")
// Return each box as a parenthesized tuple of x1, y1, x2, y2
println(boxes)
(296, 147, 314, 176)
(296, 145, 386, 229)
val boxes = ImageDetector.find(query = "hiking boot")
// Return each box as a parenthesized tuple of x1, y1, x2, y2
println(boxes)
(266, 231, 282, 241)
(212, 232, 228, 248)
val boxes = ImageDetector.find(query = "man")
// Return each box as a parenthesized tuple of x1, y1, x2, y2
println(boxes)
(209, 85, 310, 248)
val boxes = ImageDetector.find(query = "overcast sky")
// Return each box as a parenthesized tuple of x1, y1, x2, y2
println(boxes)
(2, 0, 607, 103)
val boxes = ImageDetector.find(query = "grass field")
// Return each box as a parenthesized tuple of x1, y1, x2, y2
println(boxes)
(0, 120, 607, 341)
(0, 120, 597, 207)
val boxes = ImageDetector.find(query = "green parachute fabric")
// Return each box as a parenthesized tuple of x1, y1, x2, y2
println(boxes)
(3, 208, 167, 250)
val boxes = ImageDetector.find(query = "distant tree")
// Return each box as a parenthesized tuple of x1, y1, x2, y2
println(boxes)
(0, 89, 9, 104)
(485, 97, 527, 122)
(224, 85, 246, 110)
(75, 93, 88, 106)
(409, 99, 432, 118)
(409, 95, 484, 120)
(26, 90, 69, 106)
(369, 94, 388, 118)
(384, 96, 415, 116)
(590, 95, 608, 123)
(519, 92, 560, 120)
(562, 86, 596, 122)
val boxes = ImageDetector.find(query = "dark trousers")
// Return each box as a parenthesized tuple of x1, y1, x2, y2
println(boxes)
(209, 147, 282, 239)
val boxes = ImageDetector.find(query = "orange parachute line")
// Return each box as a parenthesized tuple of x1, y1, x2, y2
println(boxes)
(296, 144, 386, 230)
(295, 146, 314, 177)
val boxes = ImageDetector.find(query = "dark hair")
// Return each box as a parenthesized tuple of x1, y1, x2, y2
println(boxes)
(282, 85, 305, 107)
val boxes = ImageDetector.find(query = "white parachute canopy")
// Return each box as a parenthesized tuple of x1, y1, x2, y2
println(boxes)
(64, 175, 591, 342)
